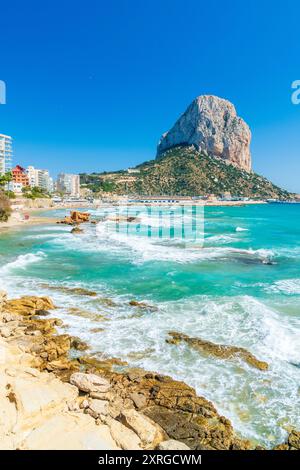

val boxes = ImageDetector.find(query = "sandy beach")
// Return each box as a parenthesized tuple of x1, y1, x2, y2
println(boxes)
(0, 213, 58, 232)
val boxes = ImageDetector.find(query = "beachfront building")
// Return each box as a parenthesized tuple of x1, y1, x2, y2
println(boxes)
(57, 173, 80, 197)
(0, 134, 13, 175)
(128, 195, 193, 204)
(27, 166, 53, 193)
(12, 165, 30, 193)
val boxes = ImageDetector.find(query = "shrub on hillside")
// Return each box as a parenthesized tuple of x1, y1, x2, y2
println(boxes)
(0, 191, 12, 222)
(22, 186, 50, 199)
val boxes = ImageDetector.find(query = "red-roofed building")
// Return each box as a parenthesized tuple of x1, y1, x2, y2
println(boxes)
(12, 165, 30, 193)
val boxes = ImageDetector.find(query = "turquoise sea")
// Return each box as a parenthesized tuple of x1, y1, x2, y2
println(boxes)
(0, 203, 300, 447)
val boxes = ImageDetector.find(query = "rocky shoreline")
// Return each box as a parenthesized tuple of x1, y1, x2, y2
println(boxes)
(0, 290, 299, 451)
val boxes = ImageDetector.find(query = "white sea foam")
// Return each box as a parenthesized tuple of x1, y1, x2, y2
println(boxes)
(205, 234, 237, 244)
(0, 251, 46, 275)
(267, 279, 300, 295)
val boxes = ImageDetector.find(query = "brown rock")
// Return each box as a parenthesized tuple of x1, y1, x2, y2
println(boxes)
(288, 430, 300, 450)
(5, 296, 55, 316)
(167, 331, 268, 371)
(58, 211, 90, 225)
(39, 284, 97, 297)
(129, 300, 158, 312)
(79, 355, 128, 374)
(70, 211, 90, 223)
(273, 444, 290, 450)
(100, 369, 254, 450)
(71, 337, 89, 351)
(71, 226, 83, 234)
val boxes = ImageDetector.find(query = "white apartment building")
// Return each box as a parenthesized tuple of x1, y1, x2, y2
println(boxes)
(0, 134, 13, 175)
(27, 166, 53, 193)
(57, 173, 80, 197)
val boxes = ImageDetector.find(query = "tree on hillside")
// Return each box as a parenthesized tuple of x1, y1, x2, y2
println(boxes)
(0, 171, 12, 188)
(22, 185, 50, 199)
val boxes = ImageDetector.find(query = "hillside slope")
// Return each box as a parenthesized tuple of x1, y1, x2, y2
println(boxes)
(81, 146, 290, 199)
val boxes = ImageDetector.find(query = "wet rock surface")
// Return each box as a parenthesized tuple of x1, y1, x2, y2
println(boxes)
(166, 331, 269, 371)
(39, 284, 98, 297)
(71, 226, 84, 234)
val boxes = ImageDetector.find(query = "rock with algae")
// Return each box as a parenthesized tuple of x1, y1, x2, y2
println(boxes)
(166, 331, 269, 371)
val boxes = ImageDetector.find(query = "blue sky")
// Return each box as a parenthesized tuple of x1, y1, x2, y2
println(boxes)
(0, 0, 300, 191)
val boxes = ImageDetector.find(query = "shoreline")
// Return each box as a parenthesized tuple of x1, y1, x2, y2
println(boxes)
(0, 199, 267, 233)
(0, 215, 58, 232)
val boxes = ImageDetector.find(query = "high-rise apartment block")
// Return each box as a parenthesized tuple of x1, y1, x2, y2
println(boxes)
(0, 134, 13, 175)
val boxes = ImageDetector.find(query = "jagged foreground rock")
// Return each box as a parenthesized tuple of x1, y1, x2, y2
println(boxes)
(157, 95, 251, 172)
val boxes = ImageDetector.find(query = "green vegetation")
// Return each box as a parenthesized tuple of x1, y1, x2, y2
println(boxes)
(4, 190, 16, 199)
(0, 171, 12, 188)
(80, 173, 117, 193)
(80, 146, 291, 199)
(22, 186, 50, 199)
(0, 191, 11, 222)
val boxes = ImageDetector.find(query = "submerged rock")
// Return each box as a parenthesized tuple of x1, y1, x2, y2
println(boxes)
(71, 337, 89, 351)
(71, 226, 83, 234)
(129, 300, 158, 312)
(166, 331, 269, 371)
(98, 297, 117, 307)
(79, 355, 128, 373)
(39, 284, 97, 297)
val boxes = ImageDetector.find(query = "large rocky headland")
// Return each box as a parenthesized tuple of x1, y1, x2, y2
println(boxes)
(80, 95, 291, 200)
(157, 95, 251, 172)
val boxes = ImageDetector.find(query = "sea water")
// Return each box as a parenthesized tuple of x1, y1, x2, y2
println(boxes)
(0, 203, 299, 447)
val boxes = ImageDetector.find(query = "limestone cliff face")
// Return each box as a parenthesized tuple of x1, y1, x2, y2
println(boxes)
(157, 95, 251, 172)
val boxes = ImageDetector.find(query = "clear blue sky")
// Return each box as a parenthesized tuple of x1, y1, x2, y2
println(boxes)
(0, 0, 300, 191)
